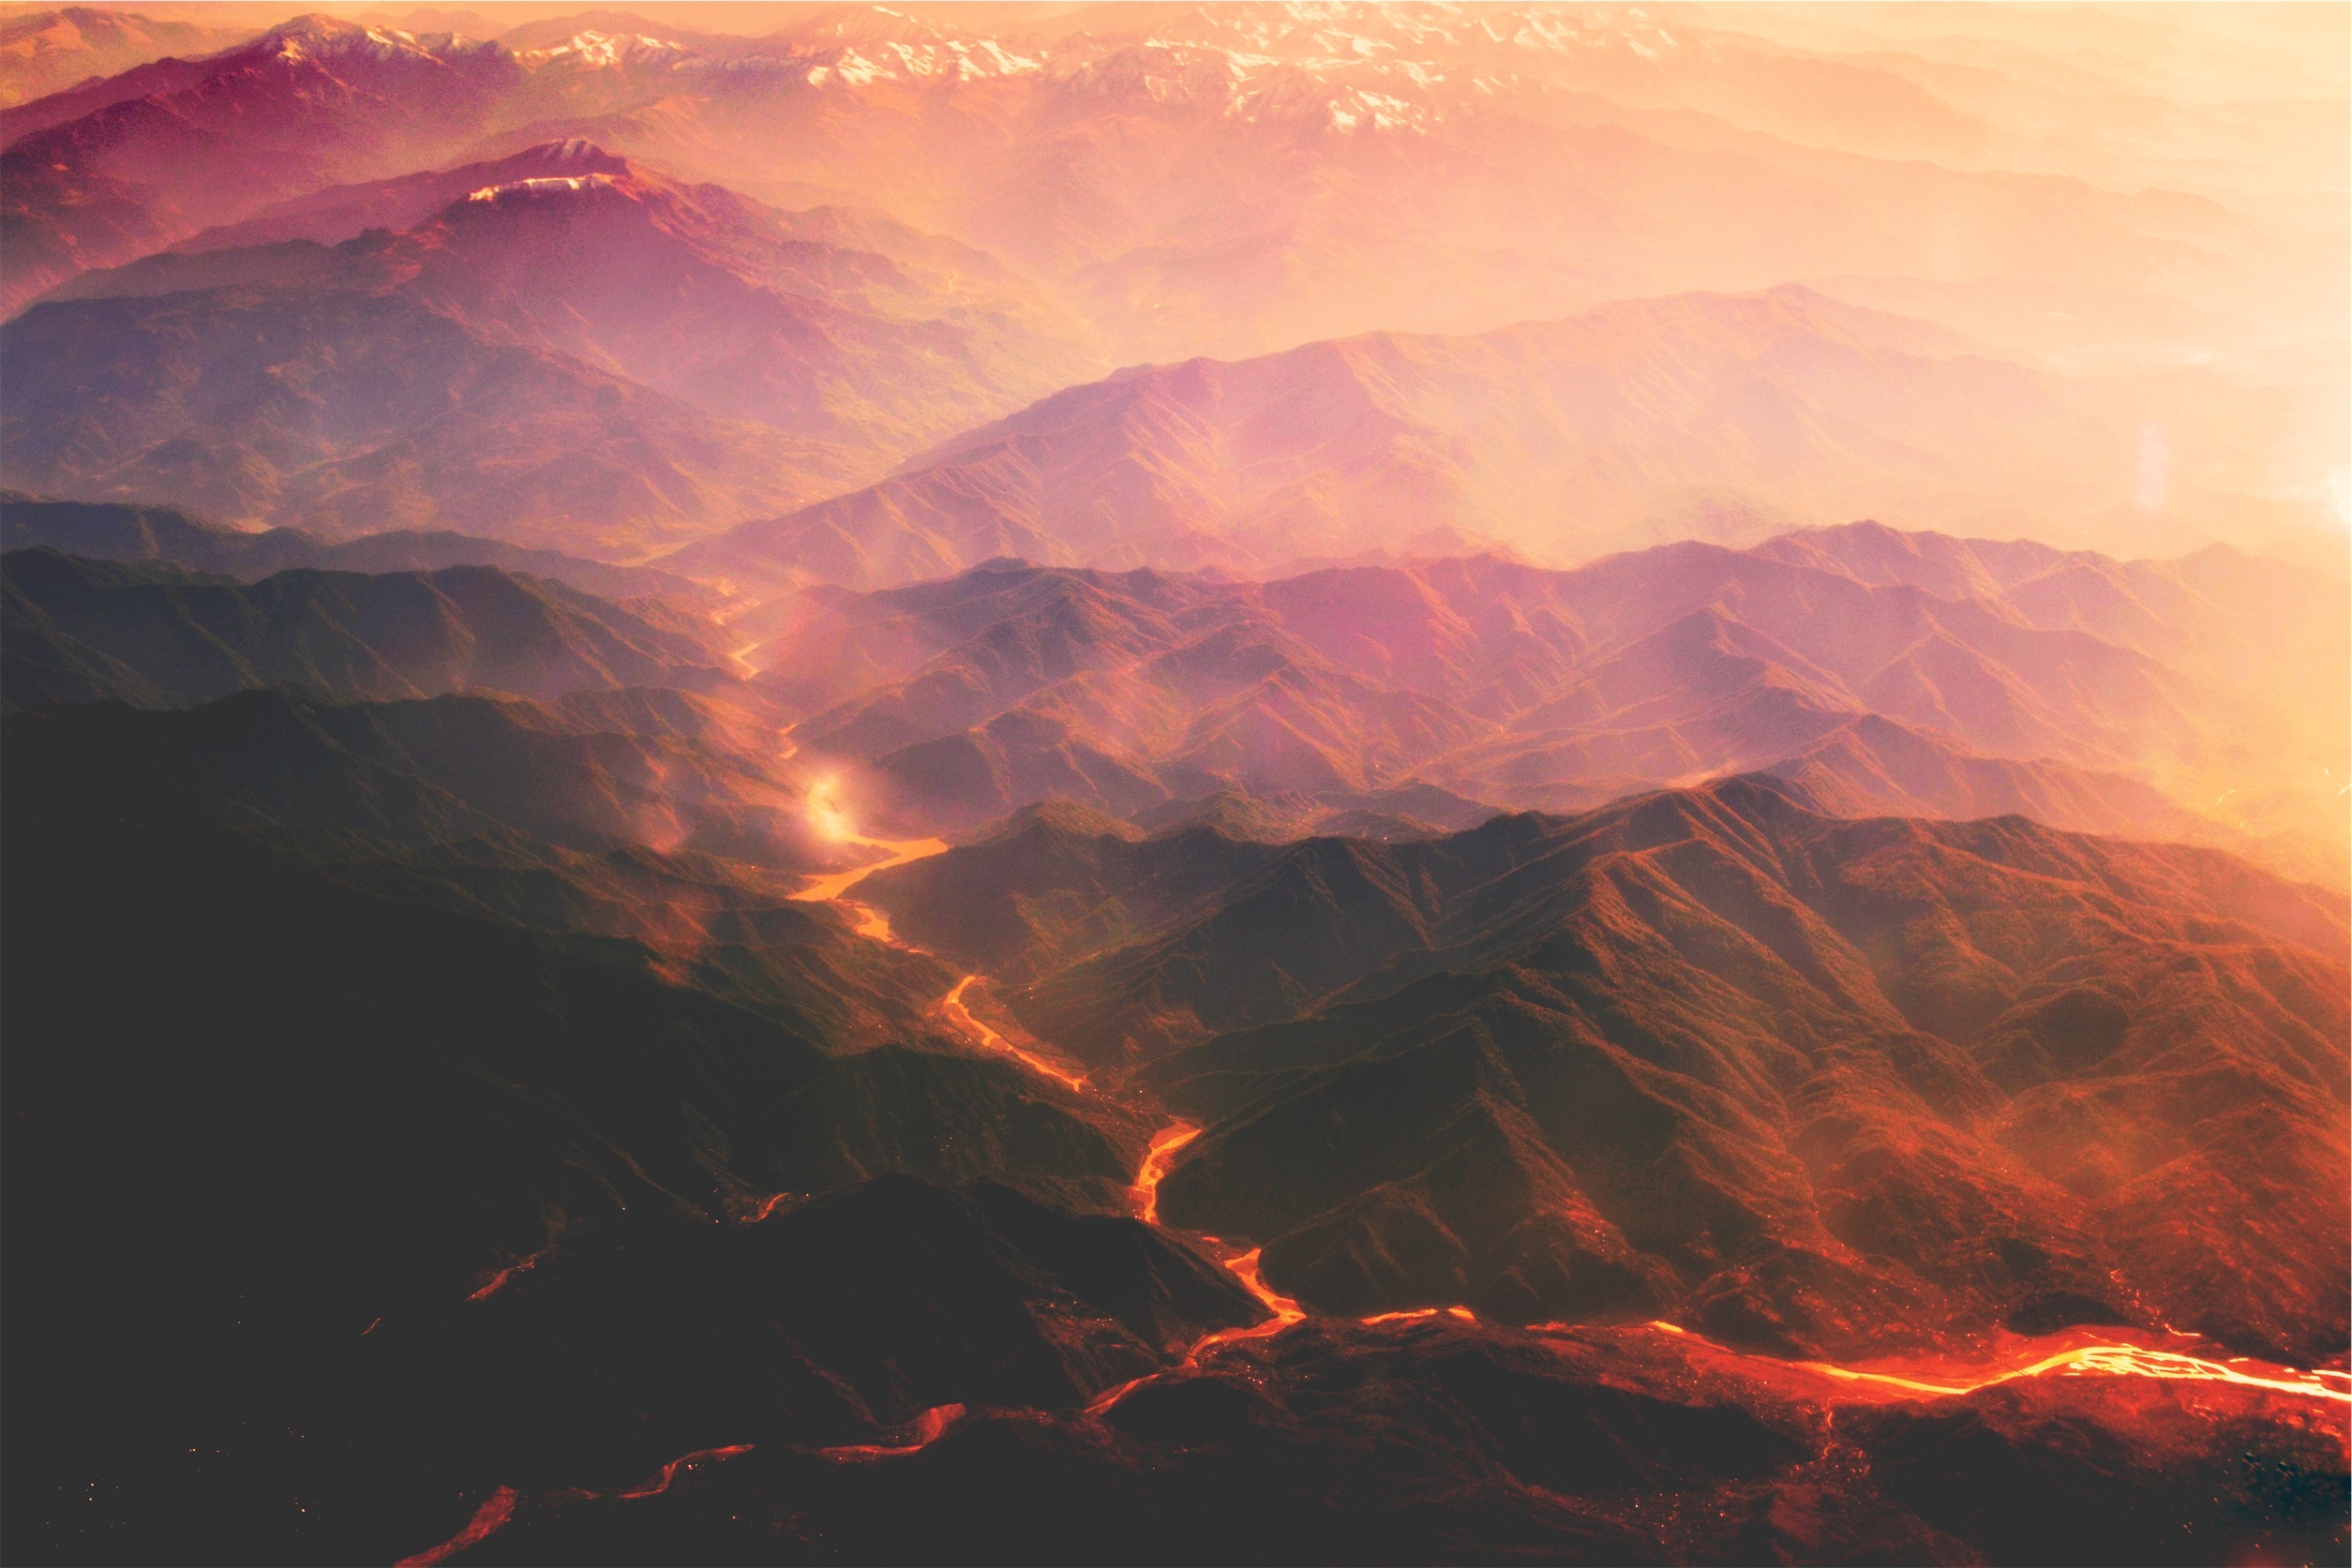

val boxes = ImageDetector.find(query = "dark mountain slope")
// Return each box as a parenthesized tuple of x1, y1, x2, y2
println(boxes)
(4, 690, 1235, 1561)
(458, 1319, 2345, 1568)
(16, 684, 829, 867)
(868, 799, 1290, 982)
(1, 550, 732, 709)
(0, 489, 704, 602)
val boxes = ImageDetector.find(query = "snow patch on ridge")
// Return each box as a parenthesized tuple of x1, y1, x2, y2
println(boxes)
(467, 173, 620, 202)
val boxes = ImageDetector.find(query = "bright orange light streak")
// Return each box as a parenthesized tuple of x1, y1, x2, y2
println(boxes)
(818, 1403, 966, 1460)
(1615, 1322, 2350, 1405)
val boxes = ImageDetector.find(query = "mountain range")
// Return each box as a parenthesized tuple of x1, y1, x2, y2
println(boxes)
(415, 4, 2343, 374)
(7, 682, 1236, 1560)
(0, 15, 520, 310)
(2, 7, 2338, 557)
(754, 525, 2344, 883)
(17, 674, 2339, 1565)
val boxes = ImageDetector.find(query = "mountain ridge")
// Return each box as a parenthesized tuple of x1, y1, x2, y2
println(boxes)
(750, 527, 2338, 880)
(667, 284, 2302, 589)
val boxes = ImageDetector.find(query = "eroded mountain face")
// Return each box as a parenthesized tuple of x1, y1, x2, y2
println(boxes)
(3, 8, 2345, 1567)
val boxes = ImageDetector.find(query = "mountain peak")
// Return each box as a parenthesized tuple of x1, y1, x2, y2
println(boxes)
(254, 12, 485, 62)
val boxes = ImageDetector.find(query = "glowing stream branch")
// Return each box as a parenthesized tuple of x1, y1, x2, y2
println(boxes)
(936, 975, 1088, 1092)
(396, 1445, 755, 1567)
(816, 1403, 967, 1461)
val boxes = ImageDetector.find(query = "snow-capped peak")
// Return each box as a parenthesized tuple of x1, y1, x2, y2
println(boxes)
(251, 12, 496, 67)
(520, 30, 699, 71)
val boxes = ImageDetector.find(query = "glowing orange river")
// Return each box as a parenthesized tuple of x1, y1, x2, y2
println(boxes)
(786, 836, 947, 913)
(1130, 1123, 1202, 1225)
(1093, 1118, 2350, 1417)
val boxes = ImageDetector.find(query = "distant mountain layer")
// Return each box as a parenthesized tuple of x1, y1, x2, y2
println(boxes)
(667, 285, 2300, 586)
(1, 548, 735, 709)
(0, 7, 253, 110)
(863, 775, 2349, 1365)
(12, 5, 2333, 366)
(3, 137, 1096, 552)
(0, 16, 523, 312)
(0, 490, 706, 602)
(752, 526, 2341, 876)
(3, 8, 2333, 563)
(347, 3, 2345, 373)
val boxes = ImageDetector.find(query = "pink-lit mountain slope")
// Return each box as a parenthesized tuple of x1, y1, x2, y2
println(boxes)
(1752, 521, 2349, 876)
(11, 7, 2337, 410)
(753, 525, 2339, 877)
(7, 5, 2331, 560)
(669, 286, 2299, 590)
